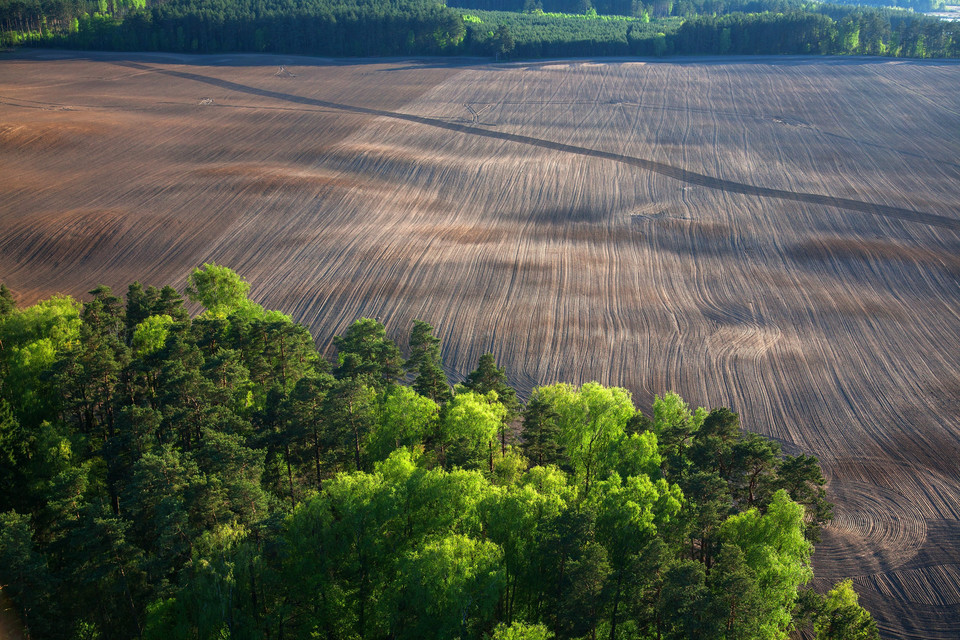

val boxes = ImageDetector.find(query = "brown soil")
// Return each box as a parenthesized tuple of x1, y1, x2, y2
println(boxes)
(2, 50, 960, 639)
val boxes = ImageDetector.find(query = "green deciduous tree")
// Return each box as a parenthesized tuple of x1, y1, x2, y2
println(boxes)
(368, 385, 439, 462)
(490, 621, 554, 640)
(395, 534, 504, 640)
(535, 382, 635, 495)
(132, 314, 175, 356)
(0, 294, 82, 425)
(441, 390, 507, 470)
(720, 490, 813, 639)
(814, 580, 880, 640)
(185, 263, 254, 316)
(462, 353, 519, 455)
(653, 391, 707, 480)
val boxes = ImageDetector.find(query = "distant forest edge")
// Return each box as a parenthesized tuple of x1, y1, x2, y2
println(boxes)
(0, 267, 881, 640)
(1, 0, 958, 57)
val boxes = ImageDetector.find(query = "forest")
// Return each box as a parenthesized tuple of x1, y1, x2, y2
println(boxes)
(457, 5, 956, 57)
(0, 266, 880, 640)
(0, 0, 958, 57)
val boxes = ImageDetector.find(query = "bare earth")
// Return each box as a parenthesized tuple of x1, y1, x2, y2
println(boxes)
(2, 50, 960, 639)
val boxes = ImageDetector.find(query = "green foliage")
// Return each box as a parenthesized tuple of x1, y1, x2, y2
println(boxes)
(368, 385, 440, 462)
(709, 543, 765, 638)
(490, 622, 554, 639)
(494, 23, 515, 55)
(4, 0, 957, 59)
(185, 262, 253, 316)
(0, 510, 53, 637)
(460, 8, 664, 57)
(0, 269, 860, 640)
(334, 318, 404, 388)
(613, 430, 661, 480)
(407, 320, 452, 403)
(491, 446, 528, 485)
(653, 391, 708, 478)
(397, 534, 504, 640)
(144, 523, 260, 640)
(534, 381, 635, 494)
(520, 395, 563, 467)
(0, 283, 15, 316)
(132, 314, 174, 355)
(0, 294, 81, 425)
(126, 282, 187, 343)
(0, 294, 81, 351)
(462, 353, 519, 416)
(720, 490, 813, 639)
(442, 390, 507, 469)
(323, 377, 379, 470)
(778, 453, 832, 542)
(815, 579, 880, 640)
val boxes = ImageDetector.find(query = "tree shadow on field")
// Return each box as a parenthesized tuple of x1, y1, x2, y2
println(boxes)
(108, 58, 960, 233)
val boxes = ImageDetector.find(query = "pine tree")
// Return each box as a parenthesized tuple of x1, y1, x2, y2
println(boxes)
(333, 318, 403, 388)
(406, 320, 451, 403)
(521, 395, 563, 467)
(0, 283, 16, 316)
(462, 353, 519, 454)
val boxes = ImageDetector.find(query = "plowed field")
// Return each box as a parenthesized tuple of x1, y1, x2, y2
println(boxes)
(2, 50, 959, 639)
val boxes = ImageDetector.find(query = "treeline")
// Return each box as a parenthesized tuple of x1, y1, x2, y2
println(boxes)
(451, 0, 946, 19)
(848, 0, 945, 13)
(460, 5, 959, 58)
(451, 0, 808, 19)
(1, 0, 468, 54)
(461, 10, 682, 58)
(671, 6, 956, 56)
(2, 0, 959, 56)
(0, 267, 880, 640)
(0, 0, 142, 36)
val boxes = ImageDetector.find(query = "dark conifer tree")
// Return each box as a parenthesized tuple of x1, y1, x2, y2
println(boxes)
(521, 395, 563, 467)
(0, 283, 16, 317)
(406, 320, 452, 404)
(463, 352, 519, 454)
(333, 318, 403, 388)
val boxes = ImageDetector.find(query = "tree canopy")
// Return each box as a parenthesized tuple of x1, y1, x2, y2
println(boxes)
(2, 0, 957, 58)
(0, 269, 875, 640)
